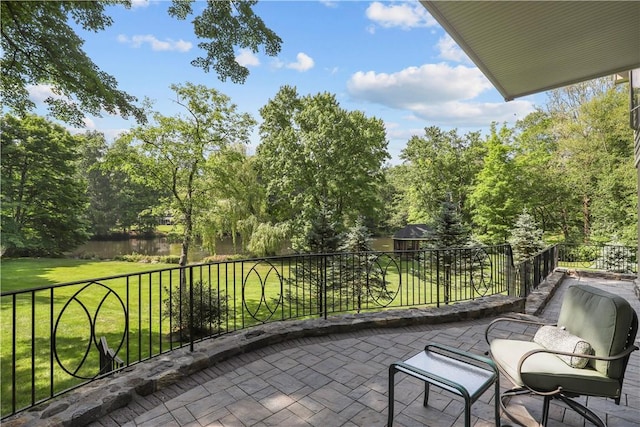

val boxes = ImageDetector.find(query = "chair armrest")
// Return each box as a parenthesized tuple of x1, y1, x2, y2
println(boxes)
(484, 317, 553, 345)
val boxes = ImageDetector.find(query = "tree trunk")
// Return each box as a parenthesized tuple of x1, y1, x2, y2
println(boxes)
(179, 212, 192, 267)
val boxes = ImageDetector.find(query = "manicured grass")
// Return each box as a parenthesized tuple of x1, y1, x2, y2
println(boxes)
(0, 258, 176, 292)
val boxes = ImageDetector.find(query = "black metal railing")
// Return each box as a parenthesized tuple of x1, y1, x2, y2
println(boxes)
(513, 245, 559, 296)
(557, 243, 638, 274)
(1, 245, 517, 418)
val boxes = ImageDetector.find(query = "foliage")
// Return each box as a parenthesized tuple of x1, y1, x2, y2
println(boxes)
(113, 254, 180, 264)
(547, 79, 636, 243)
(168, 0, 282, 83)
(399, 127, 485, 225)
(334, 218, 390, 312)
(1, 0, 281, 125)
(291, 204, 341, 254)
(427, 200, 471, 249)
(163, 280, 228, 340)
(469, 123, 520, 244)
(0, 1, 144, 126)
(112, 83, 256, 266)
(77, 131, 164, 236)
(1, 114, 90, 256)
(256, 85, 389, 243)
(509, 209, 546, 264)
(247, 222, 289, 257)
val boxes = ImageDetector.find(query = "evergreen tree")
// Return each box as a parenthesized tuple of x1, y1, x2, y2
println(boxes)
(428, 199, 471, 248)
(334, 218, 390, 312)
(508, 209, 545, 264)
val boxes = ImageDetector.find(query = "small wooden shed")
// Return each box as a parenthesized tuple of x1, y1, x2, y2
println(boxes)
(392, 224, 433, 255)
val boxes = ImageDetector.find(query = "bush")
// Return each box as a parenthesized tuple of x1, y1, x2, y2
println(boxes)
(114, 253, 180, 264)
(163, 280, 227, 341)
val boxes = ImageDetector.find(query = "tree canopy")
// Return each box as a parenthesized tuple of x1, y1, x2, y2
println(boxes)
(256, 85, 389, 247)
(0, 0, 281, 125)
(1, 114, 90, 256)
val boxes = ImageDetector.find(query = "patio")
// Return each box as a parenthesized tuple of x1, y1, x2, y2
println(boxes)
(90, 274, 639, 427)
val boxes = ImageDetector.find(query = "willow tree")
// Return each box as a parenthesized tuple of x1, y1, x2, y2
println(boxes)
(114, 83, 255, 266)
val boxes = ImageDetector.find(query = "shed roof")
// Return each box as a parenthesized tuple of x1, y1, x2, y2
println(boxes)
(392, 224, 432, 240)
(420, 1, 640, 101)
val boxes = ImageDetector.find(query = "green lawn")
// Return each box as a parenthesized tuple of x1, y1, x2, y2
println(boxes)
(1, 258, 176, 292)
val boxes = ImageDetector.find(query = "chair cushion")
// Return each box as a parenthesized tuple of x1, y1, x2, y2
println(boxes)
(557, 285, 635, 378)
(491, 338, 621, 398)
(533, 325, 593, 368)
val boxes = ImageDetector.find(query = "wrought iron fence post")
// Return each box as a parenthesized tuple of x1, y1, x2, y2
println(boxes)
(436, 251, 440, 308)
(189, 266, 194, 352)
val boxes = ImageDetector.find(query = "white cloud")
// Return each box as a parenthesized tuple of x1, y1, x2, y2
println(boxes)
(319, 0, 338, 8)
(366, 1, 437, 30)
(27, 84, 64, 103)
(286, 52, 315, 72)
(235, 48, 260, 67)
(347, 63, 535, 127)
(130, 0, 150, 9)
(347, 63, 492, 105)
(117, 34, 192, 52)
(437, 35, 469, 63)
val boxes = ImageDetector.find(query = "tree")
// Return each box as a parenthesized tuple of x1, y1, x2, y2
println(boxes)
(400, 127, 484, 225)
(508, 209, 545, 264)
(256, 86, 389, 242)
(427, 199, 471, 249)
(334, 217, 389, 313)
(469, 123, 520, 244)
(511, 110, 576, 239)
(1, 114, 89, 256)
(113, 83, 256, 266)
(78, 132, 166, 236)
(548, 80, 636, 243)
(1, 0, 281, 125)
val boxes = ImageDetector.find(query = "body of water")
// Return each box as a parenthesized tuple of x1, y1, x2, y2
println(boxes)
(70, 236, 394, 261)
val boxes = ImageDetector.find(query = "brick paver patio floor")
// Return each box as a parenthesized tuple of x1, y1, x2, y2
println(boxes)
(92, 276, 640, 427)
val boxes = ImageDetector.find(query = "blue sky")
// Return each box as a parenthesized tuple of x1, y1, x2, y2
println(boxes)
(29, 0, 542, 163)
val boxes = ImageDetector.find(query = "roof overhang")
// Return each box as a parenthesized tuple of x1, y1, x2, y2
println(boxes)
(420, 1, 640, 101)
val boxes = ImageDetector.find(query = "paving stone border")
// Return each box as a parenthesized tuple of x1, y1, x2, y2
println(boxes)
(2, 269, 576, 427)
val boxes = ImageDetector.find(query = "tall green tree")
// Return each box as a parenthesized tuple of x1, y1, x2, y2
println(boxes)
(1, 0, 281, 125)
(508, 209, 545, 264)
(548, 80, 636, 243)
(511, 110, 575, 238)
(400, 127, 484, 225)
(113, 83, 256, 266)
(469, 123, 520, 244)
(256, 85, 389, 242)
(1, 114, 89, 256)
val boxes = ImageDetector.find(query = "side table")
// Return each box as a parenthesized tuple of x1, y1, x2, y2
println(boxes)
(388, 343, 499, 427)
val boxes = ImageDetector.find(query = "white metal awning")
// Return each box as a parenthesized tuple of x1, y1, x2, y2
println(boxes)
(421, 1, 640, 100)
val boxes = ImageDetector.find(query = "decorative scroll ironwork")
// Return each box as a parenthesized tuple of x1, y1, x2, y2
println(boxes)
(52, 281, 128, 380)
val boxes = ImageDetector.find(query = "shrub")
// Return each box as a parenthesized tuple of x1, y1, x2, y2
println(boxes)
(163, 280, 227, 341)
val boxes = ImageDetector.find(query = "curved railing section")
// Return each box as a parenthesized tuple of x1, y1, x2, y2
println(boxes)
(8, 242, 628, 418)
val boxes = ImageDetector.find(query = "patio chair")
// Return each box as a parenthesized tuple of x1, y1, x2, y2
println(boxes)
(485, 284, 638, 426)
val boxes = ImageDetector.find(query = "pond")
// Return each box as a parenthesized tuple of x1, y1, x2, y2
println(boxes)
(70, 236, 395, 261)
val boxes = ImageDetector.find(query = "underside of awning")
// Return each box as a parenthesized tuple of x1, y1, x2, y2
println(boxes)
(421, 1, 640, 100)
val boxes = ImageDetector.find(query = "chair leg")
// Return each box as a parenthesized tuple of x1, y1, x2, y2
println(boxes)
(556, 395, 606, 427)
